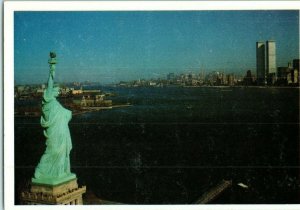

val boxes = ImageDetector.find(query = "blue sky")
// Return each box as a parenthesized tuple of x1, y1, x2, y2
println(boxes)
(14, 11, 299, 84)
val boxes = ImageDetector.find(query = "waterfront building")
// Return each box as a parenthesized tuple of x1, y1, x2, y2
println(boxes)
(60, 87, 70, 96)
(79, 94, 112, 107)
(256, 41, 266, 85)
(293, 69, 298, 84)
(292, 59, 299, 85)
(287, 71, 293, 84)
(243, 70, 254, 86)
(226, 74, 235, 86)
(72, 89, 83, 95)
(277, 60, 299, 86)
(149, 82, 157, 86)
(16, 85, 26, 93)
(36, 88, 44, 95)
(293, 59, 300, 70)
(266, 40, 277, 85)
(81, 95, 94, 107)
(191, 79, 200, 86)
(286, 70, 297, 85)
(277, 67, 290, 85)
(83, 89, 101, 94)
(288, 61, 293, 69)
(220, 72, 227, 85)
(167, 73, 175, 81)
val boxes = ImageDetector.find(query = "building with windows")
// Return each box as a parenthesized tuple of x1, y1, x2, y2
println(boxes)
(256, 41, 266, 85)
(293, 59, 300, 70)
(266, 40, 277, 85)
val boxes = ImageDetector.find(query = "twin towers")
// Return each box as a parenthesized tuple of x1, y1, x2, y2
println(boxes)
(256, 40, 276, 85)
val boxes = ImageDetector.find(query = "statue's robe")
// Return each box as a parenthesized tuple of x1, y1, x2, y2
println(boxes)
(34, 89, 72, 179)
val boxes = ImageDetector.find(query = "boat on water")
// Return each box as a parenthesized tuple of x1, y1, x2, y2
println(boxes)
(186, 105, 193, 109)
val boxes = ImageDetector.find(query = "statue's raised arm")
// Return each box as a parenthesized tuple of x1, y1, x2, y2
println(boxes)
(43, 52, 59, 102)
(47, 52, 57, 90)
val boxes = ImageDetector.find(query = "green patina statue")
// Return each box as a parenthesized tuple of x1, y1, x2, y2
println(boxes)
(32, 52, 76, 185)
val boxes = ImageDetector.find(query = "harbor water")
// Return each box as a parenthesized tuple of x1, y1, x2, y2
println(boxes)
(15, 86, 299, 204)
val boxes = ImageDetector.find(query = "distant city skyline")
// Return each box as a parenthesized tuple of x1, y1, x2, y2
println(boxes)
(15, 11, 299, 84)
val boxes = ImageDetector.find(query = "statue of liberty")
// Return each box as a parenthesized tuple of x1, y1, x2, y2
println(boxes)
(32, 52, 76, 185)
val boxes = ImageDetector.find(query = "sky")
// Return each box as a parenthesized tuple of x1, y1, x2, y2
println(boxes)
(14, 11, 299, 84)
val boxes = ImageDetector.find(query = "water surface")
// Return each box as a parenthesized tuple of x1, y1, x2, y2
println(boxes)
(15, 86, 299, 204)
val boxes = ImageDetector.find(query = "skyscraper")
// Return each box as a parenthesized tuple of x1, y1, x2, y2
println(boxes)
(266, 40, 276, 84)
(256, 41, 265, 85)
(293, 59, 300, 70)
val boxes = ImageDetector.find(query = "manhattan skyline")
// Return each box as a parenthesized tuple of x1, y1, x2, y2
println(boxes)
(14, 11, 299, 84)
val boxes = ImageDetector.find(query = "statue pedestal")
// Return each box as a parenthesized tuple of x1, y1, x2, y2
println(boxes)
(20, 178, 86, 205)
(31, 173, 77, 186)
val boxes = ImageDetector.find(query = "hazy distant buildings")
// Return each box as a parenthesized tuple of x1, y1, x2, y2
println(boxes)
(243, 70, 254, 86)
(227, 74, 235, 86)
(256, 41, 266, 85)
(167, 73, 175, 81)
(71, 87, 83, 95)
